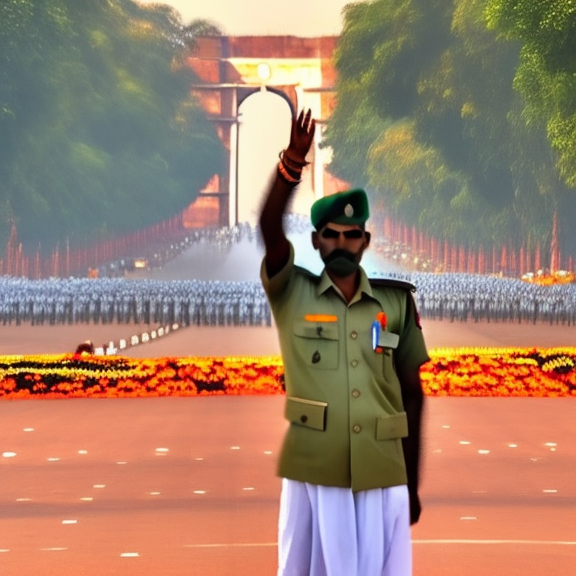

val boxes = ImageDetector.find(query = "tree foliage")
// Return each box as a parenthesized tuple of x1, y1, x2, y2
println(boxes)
(0, 0, 225, 251)
(325, 0, 576, 258)
(486, 0, 576, 188)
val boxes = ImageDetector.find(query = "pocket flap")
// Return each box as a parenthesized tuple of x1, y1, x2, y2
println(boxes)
(285, 396, 328, 431)
(376, 412, 408, 440)
(293, 321, 339, 341)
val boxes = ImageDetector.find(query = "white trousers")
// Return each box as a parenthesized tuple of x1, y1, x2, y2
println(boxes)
(277, 479, 412, 576)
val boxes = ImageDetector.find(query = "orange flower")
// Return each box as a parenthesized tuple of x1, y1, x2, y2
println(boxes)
(1, 349, 576, 399)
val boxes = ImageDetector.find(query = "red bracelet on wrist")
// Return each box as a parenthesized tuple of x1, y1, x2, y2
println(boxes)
(278, 161, 301, 184)
(280, 150, 310, 169)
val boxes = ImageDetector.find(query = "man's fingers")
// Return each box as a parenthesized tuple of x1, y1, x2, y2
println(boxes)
(296, 108, 313, 132)
(290, 109, 315, 155)
(308, 118, 316, 139)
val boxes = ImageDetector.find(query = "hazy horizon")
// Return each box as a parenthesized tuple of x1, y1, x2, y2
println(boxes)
(137, 0, 354, 36)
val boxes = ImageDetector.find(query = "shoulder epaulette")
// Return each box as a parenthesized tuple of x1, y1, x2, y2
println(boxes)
(294, 265, 322, 283)
(369, 278, 416, 292)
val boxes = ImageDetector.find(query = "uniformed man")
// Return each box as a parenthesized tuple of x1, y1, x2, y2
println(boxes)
(259, 110, 429, 576)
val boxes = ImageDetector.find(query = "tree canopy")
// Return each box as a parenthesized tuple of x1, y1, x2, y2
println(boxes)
(325, 0, 576, 259)
(0, 0, 225, 252)
(486, 0, 576, 188)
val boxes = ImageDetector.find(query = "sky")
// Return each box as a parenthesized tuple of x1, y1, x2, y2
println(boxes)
(138, 0, 355, 37)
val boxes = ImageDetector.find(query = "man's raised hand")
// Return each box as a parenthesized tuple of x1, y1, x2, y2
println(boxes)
(287, 109, 315, 164)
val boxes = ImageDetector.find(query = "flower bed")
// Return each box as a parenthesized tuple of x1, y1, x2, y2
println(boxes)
(0, 348, 575, 399)
(421, 348, 576, 397)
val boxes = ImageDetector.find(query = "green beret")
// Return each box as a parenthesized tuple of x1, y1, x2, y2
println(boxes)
(311, 189, 370, 230)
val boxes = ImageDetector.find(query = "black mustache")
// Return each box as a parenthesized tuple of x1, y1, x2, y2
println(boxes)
(324, 249, 357, 264)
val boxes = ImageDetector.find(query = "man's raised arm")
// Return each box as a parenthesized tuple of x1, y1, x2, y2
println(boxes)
(259, 109, 315, 278)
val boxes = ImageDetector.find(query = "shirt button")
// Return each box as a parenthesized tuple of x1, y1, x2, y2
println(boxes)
(351, 389, 361, 398)
(350, 359, 359, 368)
(350, 331, 358, 339)
(352, 424, 361, 433)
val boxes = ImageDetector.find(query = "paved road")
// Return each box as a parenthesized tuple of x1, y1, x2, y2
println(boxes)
(1, 395, 574, 576)
(2, 317, 576, 358)
(1, 238, 576, 576)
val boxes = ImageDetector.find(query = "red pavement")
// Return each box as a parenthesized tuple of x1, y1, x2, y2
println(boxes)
(1, 317, 576, 357)
(1, 396, 574, 576)
(1, 321, 575, 575)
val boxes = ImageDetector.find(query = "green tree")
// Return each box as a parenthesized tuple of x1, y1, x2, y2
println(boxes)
(486, 0, 576, 188)
(325, 0, 576, 258)
(0, 0, 225, 252)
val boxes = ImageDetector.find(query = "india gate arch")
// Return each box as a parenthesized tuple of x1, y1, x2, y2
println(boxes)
(182, 35, 345, 229)
(236, 88, 294, 226)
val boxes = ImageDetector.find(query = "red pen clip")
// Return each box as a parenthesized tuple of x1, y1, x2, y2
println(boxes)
(372, 311, 387, 354)
(376, 311, 387, 330)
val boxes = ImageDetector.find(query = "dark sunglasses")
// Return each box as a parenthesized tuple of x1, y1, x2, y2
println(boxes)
(321, 227, 365, 240)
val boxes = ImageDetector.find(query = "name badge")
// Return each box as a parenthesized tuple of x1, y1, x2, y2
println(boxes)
(371, 321, 399, 353)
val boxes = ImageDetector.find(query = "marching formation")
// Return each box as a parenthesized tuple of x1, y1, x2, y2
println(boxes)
(1, 220, 575, 327)
(411, 272, 576, 325)
(0, 276, 272, 327)
(1, 270, 576, 327)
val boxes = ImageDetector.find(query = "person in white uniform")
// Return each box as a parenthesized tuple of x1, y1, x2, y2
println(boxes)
(259, 110, 429, 576)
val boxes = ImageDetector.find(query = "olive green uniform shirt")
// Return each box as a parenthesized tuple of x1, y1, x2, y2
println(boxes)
(261, 243, 429, 492)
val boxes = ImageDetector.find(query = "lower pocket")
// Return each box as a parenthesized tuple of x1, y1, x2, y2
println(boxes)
(285, 396, 328, 431)
(376, 412, 408, 440)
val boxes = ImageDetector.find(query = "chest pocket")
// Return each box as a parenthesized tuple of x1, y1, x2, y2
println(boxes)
(293, 321, 339, 370)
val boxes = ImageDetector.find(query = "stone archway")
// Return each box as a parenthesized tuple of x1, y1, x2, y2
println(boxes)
(183, 35, 346, 228)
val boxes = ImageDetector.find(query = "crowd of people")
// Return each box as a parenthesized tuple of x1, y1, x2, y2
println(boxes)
(409, 271, 576, 325)
(1, 269, 576, 327)
(0, 276, 272, 327)
(1, 219, 576, 327)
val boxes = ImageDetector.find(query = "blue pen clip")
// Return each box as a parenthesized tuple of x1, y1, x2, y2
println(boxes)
(372, 321, 382, 353)
(371, 320, 399, 353)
